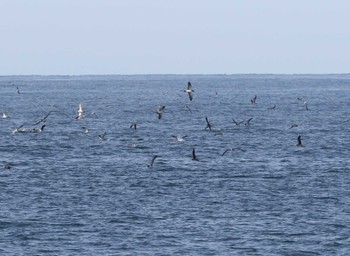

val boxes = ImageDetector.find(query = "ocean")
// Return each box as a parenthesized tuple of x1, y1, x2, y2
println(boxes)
(1, 74, 350, 255)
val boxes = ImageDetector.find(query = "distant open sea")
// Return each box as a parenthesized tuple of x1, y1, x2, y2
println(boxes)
(1, 74, 350, 255)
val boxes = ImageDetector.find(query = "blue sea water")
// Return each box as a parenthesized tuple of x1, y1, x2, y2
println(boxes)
(1, 74, 350, 255)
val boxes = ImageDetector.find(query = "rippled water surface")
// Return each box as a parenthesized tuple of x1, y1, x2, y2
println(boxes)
(1, 75, 350, 255)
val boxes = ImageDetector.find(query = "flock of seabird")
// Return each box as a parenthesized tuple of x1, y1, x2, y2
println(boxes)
(2, 82, 312, 170)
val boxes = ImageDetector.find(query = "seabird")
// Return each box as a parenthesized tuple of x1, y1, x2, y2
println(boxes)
(288, 124, 299, 129)
(221, 147, 246, 156)
(33, 111, 52, 126)
(98, 132, 107, 141)
(185, 105, 192, 113)
(2, 112, 9, 119)
(156, 105, 165, 119)
(184, 82, 194, 101)
(130, 123, 137, 130)
(205, 117, 212, 131)
(75, 103, 84, 120)
(171, 135, 187, 142)
(147, 155, 158, 168)
(29, 124, 46, 133)
(296, 135, 304, 147)
(251, 95, 257, 104)
(245, 117, 253, 126)
(232, 118, 244, 126)
(3, 164, 12, 170)
(192, 148, 199, 161)
(81, 126, 89, 133)
(268, 105, 276, 110)
(303, 101, 309, 110)
(16, 86, 20, 94)
(12, 124, 26, 133)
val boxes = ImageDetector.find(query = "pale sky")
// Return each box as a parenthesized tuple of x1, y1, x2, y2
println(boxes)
(1, 0, 349, 75)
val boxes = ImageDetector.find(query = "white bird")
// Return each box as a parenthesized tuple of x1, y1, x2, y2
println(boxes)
(171, 135, 187, 142)
(76, 103, 84, 120)
(2, 112, 9, 119)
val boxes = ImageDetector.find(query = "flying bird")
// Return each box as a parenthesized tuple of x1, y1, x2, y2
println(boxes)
(98, 132, 107, 141)
(296, 135, 304, 147)
(205, 117, 212, 131)
(156, 105, 165, 119)
(184, 82, 194, 101)
(147, 155, 159, 168)
(171, 135, 187, 142)
(16, 86, 20, 94)
(232, 118, 244, 126)
(221, 147, 246, 156)
(251, 95, 257, 104)
(2, 112, 10, 119)
(75, 103, 84, 120)
(192, 148, 199, 161)
(245, 117, 253, 126)
(33, 111, 52, 126)
(288, 124, 299, 130)
(30, 124, 46, 133)
(130, 122, 137, 130)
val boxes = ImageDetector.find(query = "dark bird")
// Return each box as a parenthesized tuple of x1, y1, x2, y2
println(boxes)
(251, 95, 257, 104)
(184, 82, 194, 101)
(192, 148, 199, 161)
(33, 111, 52, 126)
(156, 105, 165, 119)
(98, 132, 107, 141)
(205, 117, 212, 131)
(29, 124, 46, 133)
(16, 86, 20, 94)
(232, 118, 244, 126)
(296, 135, 304, 147)
(130, 122, 137, 130)
(245, 117, 253, 126)
(147, 155, 158, 168)
(303, 101, 309, 110)
(268, 105, 276, 110)
(3, 164, 12, 170)
(185, 105, 192, 113)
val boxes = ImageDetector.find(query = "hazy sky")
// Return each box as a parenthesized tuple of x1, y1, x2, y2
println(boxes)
(1, 0, 349, 75)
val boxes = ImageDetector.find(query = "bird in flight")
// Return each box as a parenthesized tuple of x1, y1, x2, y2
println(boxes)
(184, 82, 194, 101)
(192, 148, 199, 161)
(296, 135, 304, 147)
(147, 155, 159, 168)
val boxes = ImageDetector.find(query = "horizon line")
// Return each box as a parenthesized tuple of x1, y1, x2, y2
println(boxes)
(1, 73, 350, 77)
